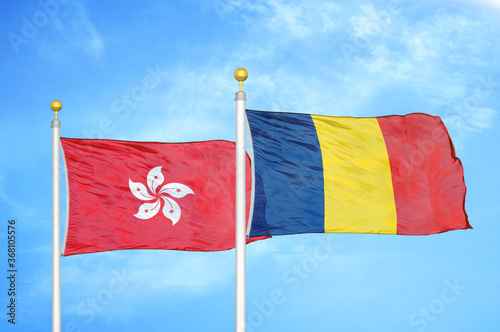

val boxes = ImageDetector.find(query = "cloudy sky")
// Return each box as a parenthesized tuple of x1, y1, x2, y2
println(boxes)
(1, 0, 500, 331)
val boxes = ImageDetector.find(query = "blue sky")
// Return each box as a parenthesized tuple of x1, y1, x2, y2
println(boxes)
(1, 0, 500, 331)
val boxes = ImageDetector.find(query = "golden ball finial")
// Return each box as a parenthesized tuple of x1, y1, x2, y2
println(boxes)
(51, 100, 62, 112)
(234, 68, 248, 82)
(51, 100, 62, 120)
(234, 68, 248, 91)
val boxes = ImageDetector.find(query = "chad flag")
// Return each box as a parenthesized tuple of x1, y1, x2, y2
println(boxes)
(246, 110, 471, 238)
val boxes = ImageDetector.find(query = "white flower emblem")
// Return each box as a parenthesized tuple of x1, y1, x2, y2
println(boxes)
(129, 166, 194, 225)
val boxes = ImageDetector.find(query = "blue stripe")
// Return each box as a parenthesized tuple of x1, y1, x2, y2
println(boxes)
(247, 110, 325, 237)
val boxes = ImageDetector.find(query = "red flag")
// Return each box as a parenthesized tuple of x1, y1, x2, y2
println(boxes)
(61, 138, 266, 256)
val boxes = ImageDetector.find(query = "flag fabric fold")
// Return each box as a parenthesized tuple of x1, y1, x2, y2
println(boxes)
(246, 110, 471, 238)
(61, 138, 266, 256)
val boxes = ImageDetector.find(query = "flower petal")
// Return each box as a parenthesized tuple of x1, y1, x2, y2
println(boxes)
(159, 183, 194, 198)
(129, 179, 155, 201)
(147, 166, 164, 194)
(162, 197, 181, 225)
(133, 199, 161, 219)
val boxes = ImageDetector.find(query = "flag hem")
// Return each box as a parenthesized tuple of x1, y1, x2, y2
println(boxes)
(59, 137, 239, 145)
(435, 115, 472, 231)
(245, 111, 256, 238)
(60, 140, 71, 257)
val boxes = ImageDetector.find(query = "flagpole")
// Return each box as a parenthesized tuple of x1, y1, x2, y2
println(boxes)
(234, 68, 248, 332)
(51, 100, 62, 332)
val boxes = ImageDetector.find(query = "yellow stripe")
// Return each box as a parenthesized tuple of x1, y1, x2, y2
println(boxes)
(311, 115, 397, 234)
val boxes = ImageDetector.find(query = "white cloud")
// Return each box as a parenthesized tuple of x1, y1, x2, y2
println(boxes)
(443, 106, 497, 148)
(411, 37, 438, 61)
(0, 173, 36, 218)
(339, 3, 498, 114)
(60, 249, 238, 323)
(62, 1, 104, 57)
(71, 0, 499, 147)
(456, 0, 500, 12)
(120, 66, 237, 142)
(464, 106, 496, 129)
(128, 252, 234, 294)
(39, 0, 104, 59)
(63, 250, 233, 298)
(219, 0, 339, 39)
(350, 3, 394, 38)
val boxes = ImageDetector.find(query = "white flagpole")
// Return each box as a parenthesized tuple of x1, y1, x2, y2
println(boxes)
(51, 100, 62, 332)
(234, 68, 248, 332)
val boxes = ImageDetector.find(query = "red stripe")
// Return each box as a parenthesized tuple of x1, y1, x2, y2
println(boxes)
(377, 114, 471, 235)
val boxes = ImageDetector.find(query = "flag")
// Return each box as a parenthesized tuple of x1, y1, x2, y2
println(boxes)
(246, 110, 471, 237)
(61, 138, 266, 256)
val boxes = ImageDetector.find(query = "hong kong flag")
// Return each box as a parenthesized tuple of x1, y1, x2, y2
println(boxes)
(60, 138, 267, 256)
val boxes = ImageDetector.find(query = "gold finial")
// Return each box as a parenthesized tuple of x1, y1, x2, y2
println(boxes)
(234, 68, 248, 91)
(51, 100, 62, 120)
